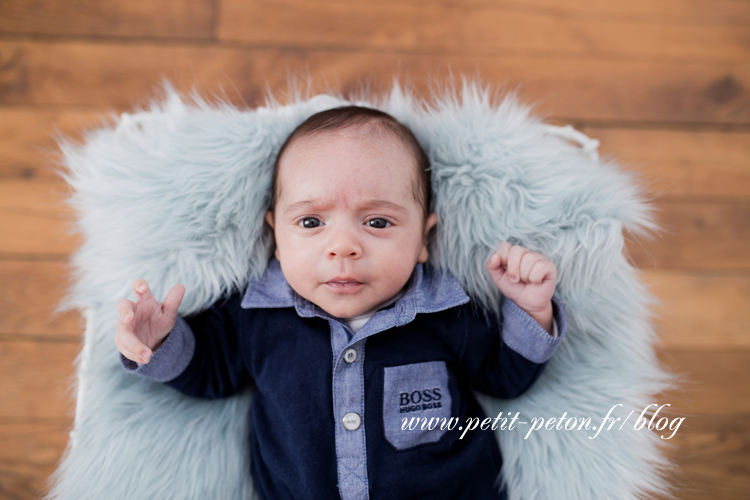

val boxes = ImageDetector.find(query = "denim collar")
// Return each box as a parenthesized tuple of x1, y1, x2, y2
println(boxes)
(241, 258, 470, 327)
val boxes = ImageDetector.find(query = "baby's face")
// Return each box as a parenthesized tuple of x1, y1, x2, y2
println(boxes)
(266, 128, 436, 319)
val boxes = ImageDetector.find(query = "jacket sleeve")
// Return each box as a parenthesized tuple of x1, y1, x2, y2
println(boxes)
(120, 289, 253, 399)
(463, 294, 567, 399)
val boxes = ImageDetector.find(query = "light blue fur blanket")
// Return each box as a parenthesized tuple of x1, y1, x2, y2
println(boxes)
(48, 76, 677, 499)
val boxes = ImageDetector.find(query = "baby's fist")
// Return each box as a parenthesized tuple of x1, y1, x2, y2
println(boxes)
(486, 242, 557, 313)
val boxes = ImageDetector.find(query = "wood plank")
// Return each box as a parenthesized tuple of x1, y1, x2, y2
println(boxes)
(299, 0, 750, 23)
(657, 349, 750, 415)
(0, 0, 214, 39)
(218, 0, 750, 63)
(0, 420, 71, 500)
(0, 0, 745, 497)
(0, 177, 78, 257)
(583, 127, 750, 201)
(625, 201, 750, 271)
(0, 260, 83, 339)
(654, 414, 750, 500)
(0, 179, 72, 214)
(0, 340, 78, 420)
(1, 41, 748, 123)
(642, 270, 750, 350)
(0, 211, 78, 256)
(0, 108, 115, 180)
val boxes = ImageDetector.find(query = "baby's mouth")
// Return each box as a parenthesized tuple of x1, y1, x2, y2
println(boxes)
(325, 279, 364, 293)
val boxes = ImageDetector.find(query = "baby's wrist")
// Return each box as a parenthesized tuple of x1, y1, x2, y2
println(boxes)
(155, 335, 169, 351)
(525, 302, 554, 336)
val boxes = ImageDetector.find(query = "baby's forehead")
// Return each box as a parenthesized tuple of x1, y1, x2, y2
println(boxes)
(274, 121, 426, 210)
(286, 124, 405, 156)
(279, 129, 416, 178)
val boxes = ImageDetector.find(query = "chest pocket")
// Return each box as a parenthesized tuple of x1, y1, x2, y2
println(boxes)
(382, 360, 453, 450)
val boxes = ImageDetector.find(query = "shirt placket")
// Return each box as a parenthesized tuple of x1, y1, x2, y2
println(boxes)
(329, 320, 369, 500)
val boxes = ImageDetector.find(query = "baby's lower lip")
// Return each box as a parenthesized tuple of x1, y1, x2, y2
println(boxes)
(325, 281, 364, 293)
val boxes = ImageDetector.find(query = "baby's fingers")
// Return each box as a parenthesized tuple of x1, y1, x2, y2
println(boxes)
(519, 252, 546, 283)
(528, 259, 557, 284)
(115, 318, 152, 364)
(493, 242, 512, 266)
(162, 284, 186, 320)
(506, 245, 530, 282)
(486, 252, 502, 272)
(116, 298, 135, 322)
(133, 279, 155, 303)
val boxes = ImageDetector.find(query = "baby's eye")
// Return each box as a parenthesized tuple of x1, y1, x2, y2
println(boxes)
(299, 217, 322, 229)
(366, 218, 390, 229)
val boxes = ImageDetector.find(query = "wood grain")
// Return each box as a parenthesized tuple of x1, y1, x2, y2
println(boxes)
(0, 178, 78, 258)
(0, 41, 748, 123)
(0, 340, 78, 420)
(657, 349, 750, 415)
(273, 0, 750, 23)
(0, 420, 72, 500)
(0, 108, 116, 180)
(0, 260, 83, 339)
(218, 0, 750, 63)
(642, 270, 750, 350)
(0, 0, 747, 497)
(0, 213, 78, 256)
(0, 179, 71, 214)
(624, 201, 750, 271)
(0, 0, 214, 39)
(656, 414, 750, 500)
(583, 127, 750, 201)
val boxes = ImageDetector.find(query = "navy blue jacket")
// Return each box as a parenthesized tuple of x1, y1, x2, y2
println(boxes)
(122, 258, 567, 500)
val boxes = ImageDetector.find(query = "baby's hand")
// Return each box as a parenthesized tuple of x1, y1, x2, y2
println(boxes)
(115, 279, 185, 364)
(485, 242, 557, 315)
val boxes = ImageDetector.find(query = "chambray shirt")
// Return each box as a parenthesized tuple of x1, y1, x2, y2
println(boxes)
(121, 258, 567, 500)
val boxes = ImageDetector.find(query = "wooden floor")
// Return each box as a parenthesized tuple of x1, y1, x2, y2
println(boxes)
(0, 1, 748, 498)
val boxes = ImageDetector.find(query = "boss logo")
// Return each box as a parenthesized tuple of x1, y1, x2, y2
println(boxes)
(399, 388, 443, 413)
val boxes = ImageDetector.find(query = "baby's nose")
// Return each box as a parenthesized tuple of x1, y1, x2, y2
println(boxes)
(326, 229, 362, 258)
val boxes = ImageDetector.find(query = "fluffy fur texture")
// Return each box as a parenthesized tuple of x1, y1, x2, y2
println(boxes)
(48, 76, 677, 500)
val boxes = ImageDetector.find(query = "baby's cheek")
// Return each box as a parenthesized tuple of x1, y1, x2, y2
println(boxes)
(381, 260, 415, 289)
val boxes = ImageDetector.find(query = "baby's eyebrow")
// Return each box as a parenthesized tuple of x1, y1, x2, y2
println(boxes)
(284, 199, 408, 215)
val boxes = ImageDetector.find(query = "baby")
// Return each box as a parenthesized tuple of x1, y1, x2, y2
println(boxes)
(116, 106, 567, 500)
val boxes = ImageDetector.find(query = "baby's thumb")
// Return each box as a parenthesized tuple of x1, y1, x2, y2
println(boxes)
(162, 284, 186, 320)
(485, 255, 506, 285)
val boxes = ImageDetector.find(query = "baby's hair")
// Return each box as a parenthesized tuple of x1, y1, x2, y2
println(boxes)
(270, 106, 432, 219)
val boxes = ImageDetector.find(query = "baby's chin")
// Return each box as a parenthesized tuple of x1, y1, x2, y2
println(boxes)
(311, 293, 384, 320)
(302, 283, 403, 319)
(318, 301, 376, 320)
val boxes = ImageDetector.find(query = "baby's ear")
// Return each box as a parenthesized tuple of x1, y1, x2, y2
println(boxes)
(264, 211, 280, 260)
(423, 213, 438, 240)
(418, 213, 438, 263)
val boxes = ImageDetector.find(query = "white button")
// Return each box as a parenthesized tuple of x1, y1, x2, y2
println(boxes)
(343, 412, 361, 431)
(344, 349, 357, 363)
